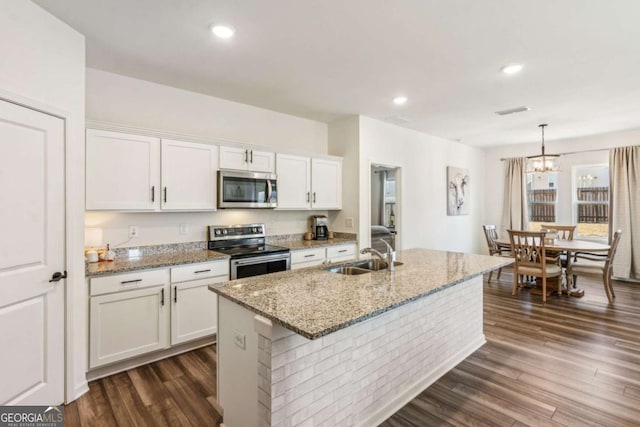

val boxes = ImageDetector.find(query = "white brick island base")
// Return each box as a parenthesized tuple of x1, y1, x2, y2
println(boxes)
(217, 276, 485, 427)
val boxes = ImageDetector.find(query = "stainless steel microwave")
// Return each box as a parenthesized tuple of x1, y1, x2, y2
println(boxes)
(218, 170, 278, 209)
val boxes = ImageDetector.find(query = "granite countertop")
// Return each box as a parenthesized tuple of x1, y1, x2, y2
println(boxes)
(277, 237, 357, 251)
(84, 236, 356, 278)
(209, 248, 513, 340)
(86, 250, 230, 277)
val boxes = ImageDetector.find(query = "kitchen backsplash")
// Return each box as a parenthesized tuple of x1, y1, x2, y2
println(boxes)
(85, 210, 352, 248)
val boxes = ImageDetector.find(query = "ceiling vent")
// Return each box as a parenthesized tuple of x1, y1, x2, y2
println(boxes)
(494, 106, 530, 116)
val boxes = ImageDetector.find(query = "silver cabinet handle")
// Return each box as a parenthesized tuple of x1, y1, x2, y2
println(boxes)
(313, 192, 317, 203)
(304, 254, 316, 258)
(244, 149, 248, 163)
(174, 286, 177, 303)
(161, 288, 165, 306)
(338, 250, 348, 253)
(163, 187, 167, 203)
(250, 150, 253, 163)
(306, 192, 310, 203)
(121, 279, 142, 285)
(194, 269, 211, 274)
(151, 186, 155, 202)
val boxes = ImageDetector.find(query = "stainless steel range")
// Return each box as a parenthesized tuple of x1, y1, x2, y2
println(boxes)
(208, 223, 290, 280)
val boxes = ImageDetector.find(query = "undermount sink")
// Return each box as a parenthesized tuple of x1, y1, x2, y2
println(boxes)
(327, 260, 404, 275)
(327, 266, 371, 275)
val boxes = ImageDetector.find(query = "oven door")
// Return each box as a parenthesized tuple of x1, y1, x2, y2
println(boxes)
(218, 170, 278, 208)
(230, 253, 291, 280)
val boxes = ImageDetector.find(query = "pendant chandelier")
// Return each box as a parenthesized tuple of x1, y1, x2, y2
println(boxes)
(526, 123, 559, 173)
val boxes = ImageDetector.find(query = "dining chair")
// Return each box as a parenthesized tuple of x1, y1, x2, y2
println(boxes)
(567, 230, 622, 303)
(482, 225, 512, 283)
(540, 224, 576, 240)
(540, 224, 576, 269)
(507, 230, 562, 303)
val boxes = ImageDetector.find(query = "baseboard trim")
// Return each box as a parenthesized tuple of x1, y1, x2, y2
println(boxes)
(86, 336, 216, 382)
(68, 382, 89, 404)
(356, 333, 486, 427)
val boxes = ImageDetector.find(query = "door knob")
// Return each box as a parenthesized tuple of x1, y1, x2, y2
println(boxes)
(49, 271, 68, 282)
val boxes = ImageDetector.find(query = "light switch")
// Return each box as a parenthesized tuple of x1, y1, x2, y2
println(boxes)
(179, 223, 189, 235)
(345, 217, 354, 228)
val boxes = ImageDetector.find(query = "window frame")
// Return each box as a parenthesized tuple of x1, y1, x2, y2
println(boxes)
(571, 164, 609, 242)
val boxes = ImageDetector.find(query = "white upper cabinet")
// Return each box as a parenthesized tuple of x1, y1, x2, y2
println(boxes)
(220, 145, 275, 173)
(86, 129, 218, 211)
(277, 155, 342, 210)
(276, 154, 311, 209)
(161, 139, 218, 211)
(86, 129, 160, 210)
(311, 158, 342, 209)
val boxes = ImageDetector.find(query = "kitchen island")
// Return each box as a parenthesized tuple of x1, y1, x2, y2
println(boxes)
(209, 249, 512, 427)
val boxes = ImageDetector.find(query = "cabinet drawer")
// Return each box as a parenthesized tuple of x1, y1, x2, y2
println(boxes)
(171, 260, 229, 283)
(291, 248, 326, 265)
(327, 244, 356, 260)
(90, 269, 170, 296)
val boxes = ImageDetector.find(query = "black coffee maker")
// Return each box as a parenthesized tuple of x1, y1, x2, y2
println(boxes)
(312, 215, 329, 240)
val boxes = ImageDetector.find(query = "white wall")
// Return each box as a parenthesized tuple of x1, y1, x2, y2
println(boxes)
(483, 127, 640, 239)
(0, 0, 86, 402)
(327, 116, 360, 235)
(86, 69, 331, 245)
(356, 116, 485, 254)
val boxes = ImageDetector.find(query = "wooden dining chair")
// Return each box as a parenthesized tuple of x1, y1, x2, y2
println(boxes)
(540, 224, 576, 240)
(507, 230, 562, 303)
(482, 225, 512, 283)
(540, 224, 577, 269)
(567, 230, 622, 303)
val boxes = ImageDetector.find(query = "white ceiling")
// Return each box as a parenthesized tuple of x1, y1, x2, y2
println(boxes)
(35, 0, 640, 147)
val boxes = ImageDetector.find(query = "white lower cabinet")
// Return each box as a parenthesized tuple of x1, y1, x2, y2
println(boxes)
(89, 269, 170, 369)
(170, 261, 229, 345)
(290, 243, 357, 269)
(89, 260, 229, 369)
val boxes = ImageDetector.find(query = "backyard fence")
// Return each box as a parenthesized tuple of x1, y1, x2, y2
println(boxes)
(527, 187, 609, 223)
(576, 187, 609, 223)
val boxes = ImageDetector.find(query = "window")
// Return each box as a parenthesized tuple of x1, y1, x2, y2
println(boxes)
(527, 172, 558, 230)
(573, 164, 609, 238)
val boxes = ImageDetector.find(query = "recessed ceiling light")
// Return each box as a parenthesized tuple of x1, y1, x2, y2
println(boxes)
(501, 63, 523, 75)
(393, 96, 408, 105)
(211, 24, 235, 39)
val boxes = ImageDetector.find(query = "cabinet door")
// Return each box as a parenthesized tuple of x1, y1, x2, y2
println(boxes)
(161, 139, 218, 211)
(86, 129, 160, 210)
(90, 285, 169, 368)
(311, 158, 342, 209)
(248, 149, 276, 173)
(276, 154, 311, 209)
(171, 277, 225, 345)
(219, 146, 249, 170)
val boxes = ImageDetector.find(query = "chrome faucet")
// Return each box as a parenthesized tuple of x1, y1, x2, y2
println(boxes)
(359, 247, 386, 261)
(379, 239, 396, 272)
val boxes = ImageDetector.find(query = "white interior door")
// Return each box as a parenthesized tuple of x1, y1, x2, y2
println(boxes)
(0, 99, 65, 405)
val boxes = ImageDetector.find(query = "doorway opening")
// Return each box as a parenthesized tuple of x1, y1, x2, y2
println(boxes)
(370, 164, 400, 253)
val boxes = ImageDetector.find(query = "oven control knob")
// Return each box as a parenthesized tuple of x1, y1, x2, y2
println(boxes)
(222, 229, 228, 235)
(215, 230, 221, 236)
(252, 227, 258, 233)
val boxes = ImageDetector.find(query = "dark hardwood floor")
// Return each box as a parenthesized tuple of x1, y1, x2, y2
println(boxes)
(382, 273, 640, 427)
(64, 346, 223, 426)
(66, 273, 640, 426)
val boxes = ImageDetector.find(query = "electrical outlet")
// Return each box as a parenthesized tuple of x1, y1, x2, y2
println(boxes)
(233, 330, 246, 350)
(129, 226, 139, 238)
(179, 223, 189, 235)
(345, 217, 354, 228)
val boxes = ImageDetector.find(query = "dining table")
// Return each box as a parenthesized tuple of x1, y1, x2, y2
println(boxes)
(495, 237, 611, 296)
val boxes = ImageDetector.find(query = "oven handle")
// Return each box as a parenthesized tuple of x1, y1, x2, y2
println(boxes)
(231, 253, 291, 267)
